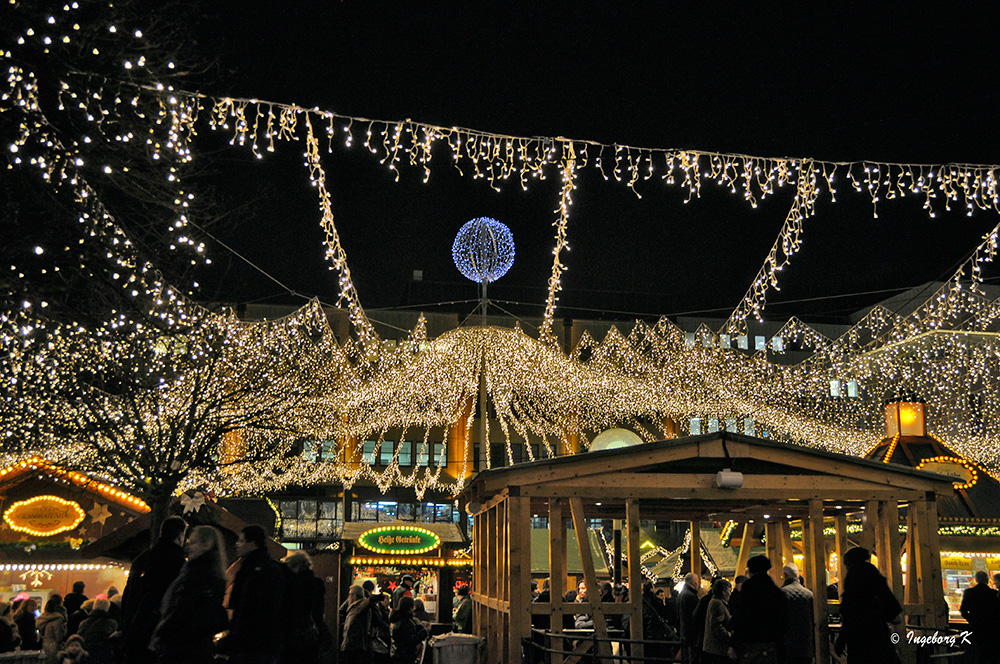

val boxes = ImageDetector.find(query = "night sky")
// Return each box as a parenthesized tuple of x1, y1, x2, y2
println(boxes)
(183, 4, 1000, 324)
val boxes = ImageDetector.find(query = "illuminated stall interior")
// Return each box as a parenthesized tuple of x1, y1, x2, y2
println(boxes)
(0, 458, 146, 601)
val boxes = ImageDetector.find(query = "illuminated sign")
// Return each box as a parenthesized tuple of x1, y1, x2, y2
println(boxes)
(916, 456, 978, 490)
(4, 495, 86, 537)
(358, 526, 441, 555)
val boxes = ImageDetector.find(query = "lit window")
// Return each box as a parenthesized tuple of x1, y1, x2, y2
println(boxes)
(754, 336, 766, 351)
(771, 337, 784, 351)
(702, 336, 713, 348)
(744, 418, 755, 436)
(398, 441, 412, 466)
(690, 418, 702, 435)
(685, 332, 696, 347)
(380, 441, 395, 466)
(708, 418, 720, 433)
(720, 334, 731, 349)
(362, 440, 377, 465)
(726, 418, 737, 433)
(302, 441, 318, 463)
(737, 335, 749, 350)
(830, 380, 842, 397)
(416, 442, 429, 466)
(847, 380, 859, 398)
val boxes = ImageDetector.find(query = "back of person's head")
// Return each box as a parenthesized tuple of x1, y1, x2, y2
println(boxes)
(80, 599, 95, 613)
(283, 550, 313, 573)
(414, 598, 425, 611)
(72, 581, 85, 594)
(401, 574, 414, 587)
(976, 570, 990, 585)
(362, 580, 376, 595)
(734, 575, 747, 589)
(397, 595, 415, 614)
(241, 524, 268, 550)
(783, 563, 800, 582)
(747, 555, 771, 576)
(349, 585, 365, 602)
(541, 578, 550, 592)
(642, 581, 654, 595)
(599, 581, 613, 598)
(44, 596, 61, 613)
(66, 634, 85, 648)
(563, 589, 577, 603)
(160, 515, 187, 544)
(15, 598, 37, 616)
(683, 572, 698, 587)
(93, 598, 110, 613)
(711, 578, 732, 598)
(456, 585, 470, 597)
(190, 525, 228, 573)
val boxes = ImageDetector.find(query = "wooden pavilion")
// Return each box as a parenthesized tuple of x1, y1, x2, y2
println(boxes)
(458, 432, 955, 664)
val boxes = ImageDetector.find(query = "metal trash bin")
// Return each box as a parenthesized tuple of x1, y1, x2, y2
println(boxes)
(428, 632, 484, 664)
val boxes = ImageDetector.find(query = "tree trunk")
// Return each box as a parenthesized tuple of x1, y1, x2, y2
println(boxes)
(145, 487, 176, 551)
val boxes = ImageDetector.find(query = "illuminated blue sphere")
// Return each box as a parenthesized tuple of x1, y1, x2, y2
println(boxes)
(452, 217, 515, 284)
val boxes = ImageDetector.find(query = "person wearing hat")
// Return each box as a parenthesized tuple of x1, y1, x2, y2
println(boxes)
(77, 598, 117, 664)
(835, 546, 902, 663)
(453, 585, 473, 633)
(729, 555, 787, 663)
(391, 575, 414, 611)
(55, 633, 89, 663)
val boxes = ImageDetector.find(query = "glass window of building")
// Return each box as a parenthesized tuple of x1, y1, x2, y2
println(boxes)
(378, 502, 397, 521)
(754, 336, 766, 351)
(847, 380, 859, 398)
(744, 418, 755, 436)
(398, 441, 412, 466)
(726, 418, 737, 433)
(416, 442, 429, 466)
(359, 501, 378, 521)
(771, 337, 784, 351)
(830, 379, 842, 397)
(380, 441, 395, 466)
(435, 504, 452, 522)
(362, 440, 378, 465)
(720, 334, 731, 349)
(685, 332, 696, 347)
(737, 335, 749, 350)
(708, 418, 720, 433)
(690, 418, 702, 435)
(530, 444, 540, 461)
(397, 503, 416, 521)
(280, 499, 340, 539)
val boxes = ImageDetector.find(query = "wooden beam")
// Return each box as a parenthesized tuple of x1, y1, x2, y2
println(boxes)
(780, 520, 795, 568)
(517, 483, 925, 502)
(568, 497, 612, 659)
(809, 500, 831, 664)
(765, 522, 782, 585)
(882, 501, 904, 603)
(861, 500, 878, 553)
(508, 495, 532, 664)
(921, 495, 947, 628)
(626, 500, 644, 662)
(735, 523, 753, 579)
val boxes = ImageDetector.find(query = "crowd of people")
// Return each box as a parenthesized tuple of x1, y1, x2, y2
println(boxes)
(0, 517, 329, 664)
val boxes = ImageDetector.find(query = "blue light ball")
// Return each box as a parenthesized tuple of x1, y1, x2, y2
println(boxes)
(452, 217, 515, 284)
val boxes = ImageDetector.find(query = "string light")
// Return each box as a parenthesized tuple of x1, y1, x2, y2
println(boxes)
(3, 495, 86, 537)
(451, 217, 515, 284)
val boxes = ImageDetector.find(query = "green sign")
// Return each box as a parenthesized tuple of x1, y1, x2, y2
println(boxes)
(358, 526, 441, 555)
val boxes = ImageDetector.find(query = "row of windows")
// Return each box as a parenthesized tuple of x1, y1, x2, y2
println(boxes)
(277, 499, 461, 540)
(303, 440, 450, 466)
(684, 332, 784, 351)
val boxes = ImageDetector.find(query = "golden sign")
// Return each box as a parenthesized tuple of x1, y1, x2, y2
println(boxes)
(4, 495, 86, 537)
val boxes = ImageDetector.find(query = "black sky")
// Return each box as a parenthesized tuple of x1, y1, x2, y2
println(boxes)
(185, 4, 1000, 324)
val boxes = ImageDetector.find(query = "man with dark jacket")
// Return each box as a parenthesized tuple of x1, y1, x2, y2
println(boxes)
(960, 570, 1000, 663)
(730, 555, 788, 663)
(391, 574, 414, 610)
(63, 582, 88, 616)
(220, 524, 286, 664)
(121, 515, 187, 664)
(678, 573, 701, 661)
(341, 585, 372, 664)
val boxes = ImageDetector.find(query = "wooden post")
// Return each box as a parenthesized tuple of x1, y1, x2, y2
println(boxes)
(922, 494, 947, 628)
(834, 513, 848, 589)
(912, 500, 934, 614)
(446, 397, 475, 480)
(560, 432, 579, 456)
(780, 520, 795, 568)
(735, 523, 753, 579)
(904, 504, 918, 606)
(808, 500, 831, 664)
(766, 522, 783, 585)
(626, 500, 644, 662)
(549, 499, 565, 664)
(881, 501, 903, 601)
(487, 505, 499, 664)
(861, 500, 878, 554)
(569, 497, 612, 659)
(690, 520, 702, 582)
(508, 494, 532, 664)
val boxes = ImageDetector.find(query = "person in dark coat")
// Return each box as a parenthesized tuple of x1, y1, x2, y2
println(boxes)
(64, 583, 88, 616)
(413, 599, 434, 623)
(960, 570, 999, 664)
(77, 598, 118, 664)
(55, 633, 89, 664)
(370, 593, 392, 664)
(0, 600, 22, 653)
(121, 515, 187, 664)
(13, 598, 39, 651)
(531, 578, 551, 630)
(341, 585, 372, 664)
(149, 525, 229, 664)
(691, 580, 716, 664)
(390, 596, 428, 664)
(834, 547, 902, 664)
(453, 585, 473, 633)
(391, 575, 414, 611)
(219, 524, 286, 664)
(282, 550, 326, 664)
(678, 573, 701, 657)
(702, 579, 733, 664)
(67, 600, 93, 636)
(39, 596, 69, 661)
(729, 555, 787, 664)
(642, 581, 677, 644)
(561, 590, 578, 630)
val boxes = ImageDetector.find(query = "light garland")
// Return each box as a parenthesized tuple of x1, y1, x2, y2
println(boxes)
(3, 495, 86, 537)
(357, 525, 441, 555)
(349, 556, 471, 567)
(0, 563, 124, 571)
(916, 456, 980, 490)
(451, 217, 516, 284)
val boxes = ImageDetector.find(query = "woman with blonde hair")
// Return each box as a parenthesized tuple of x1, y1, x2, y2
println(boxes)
(150, 525, 229, 664)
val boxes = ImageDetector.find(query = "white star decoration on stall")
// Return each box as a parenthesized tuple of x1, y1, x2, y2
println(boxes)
(87, 503, 112, 526)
